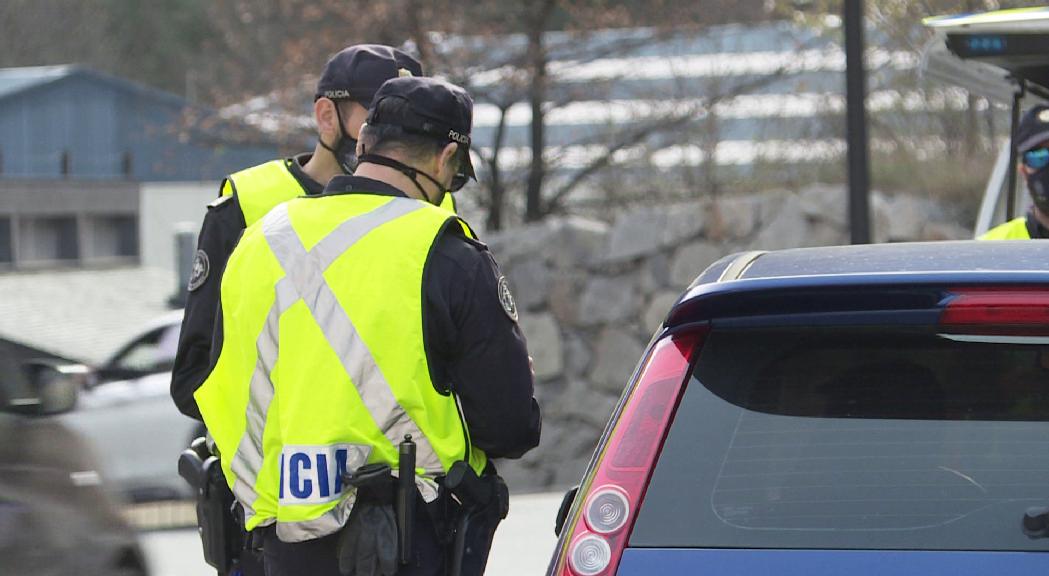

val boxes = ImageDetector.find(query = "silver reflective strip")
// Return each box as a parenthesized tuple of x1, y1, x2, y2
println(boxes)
(228, 264, 285, 520)
(277, 493, 357, 543)
(275, 477, 434, 542)
(261, 200, 446, 480)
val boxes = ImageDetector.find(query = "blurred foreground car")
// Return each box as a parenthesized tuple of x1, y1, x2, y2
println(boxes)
(60, 310, 200, 501)
(550, 241, 1049, 576)
(0, 357, 148, 575)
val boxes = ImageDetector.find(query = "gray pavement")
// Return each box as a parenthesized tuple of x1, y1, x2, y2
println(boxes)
(139, 491, 563, 576)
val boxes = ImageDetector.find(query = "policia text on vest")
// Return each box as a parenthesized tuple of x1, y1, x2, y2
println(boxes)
(197, 194, 487, 535)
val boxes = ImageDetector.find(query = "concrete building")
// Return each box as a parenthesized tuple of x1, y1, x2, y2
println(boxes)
(0, 65, 279, 270)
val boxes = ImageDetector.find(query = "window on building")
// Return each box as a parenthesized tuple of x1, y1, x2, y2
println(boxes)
(17, 216, 78, 264)
(0, 218, 11, 265)
(85, 215, 138, 261)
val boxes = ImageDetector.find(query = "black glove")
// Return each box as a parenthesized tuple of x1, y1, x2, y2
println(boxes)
(337, 499, 399, 576)
(337, 464, 399, 576)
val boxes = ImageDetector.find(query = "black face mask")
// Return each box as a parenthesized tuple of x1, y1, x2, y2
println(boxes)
(358, 153, 453, 206)
(318, 101, 358, 174)
(1027, 165, 1049, 215)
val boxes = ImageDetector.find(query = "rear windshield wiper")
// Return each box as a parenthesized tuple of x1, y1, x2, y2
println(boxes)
(1023, 507, 1049, 539)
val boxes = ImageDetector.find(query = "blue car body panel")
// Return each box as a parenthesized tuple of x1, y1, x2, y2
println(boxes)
(618, 548, 1049, 575)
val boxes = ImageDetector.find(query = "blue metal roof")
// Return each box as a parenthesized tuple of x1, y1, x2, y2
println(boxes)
(0, 64, 279, 181)
(0, 65, 75, 101)
(0, 64, 188, 107)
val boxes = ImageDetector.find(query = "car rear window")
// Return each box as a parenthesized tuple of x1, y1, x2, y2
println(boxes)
(631, 327, 1049, 552)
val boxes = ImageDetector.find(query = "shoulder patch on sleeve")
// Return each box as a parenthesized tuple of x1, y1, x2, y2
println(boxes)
(497, 276, 519, 323)
(187, 250, 210, 292)
(208, 195, 233, 209)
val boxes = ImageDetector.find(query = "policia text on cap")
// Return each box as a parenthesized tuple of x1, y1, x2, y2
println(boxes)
(193, 76, 542, 576)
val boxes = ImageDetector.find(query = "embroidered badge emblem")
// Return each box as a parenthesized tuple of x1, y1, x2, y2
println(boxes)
(188, 250, 210, 292)
(497, 276, 518, 322)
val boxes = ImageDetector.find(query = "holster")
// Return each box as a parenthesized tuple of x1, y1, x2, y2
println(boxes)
(441, 462, 509, 576)
(178, 437, 242, 575)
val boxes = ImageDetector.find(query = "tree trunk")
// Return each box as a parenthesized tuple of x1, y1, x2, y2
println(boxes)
(404, 0, 433, 71)
(486, 104, 511, 231)
(524, 0, 554, 222)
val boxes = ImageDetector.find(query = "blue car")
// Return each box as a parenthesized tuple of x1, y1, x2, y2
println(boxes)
(549, 240, 1049, 576)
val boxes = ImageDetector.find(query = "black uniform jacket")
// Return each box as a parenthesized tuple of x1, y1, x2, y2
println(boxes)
(171, 155, 323, 420)
(174, 171, 541, 460)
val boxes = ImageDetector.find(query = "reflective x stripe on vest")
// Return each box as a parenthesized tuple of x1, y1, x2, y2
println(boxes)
(223, 159, 306, 226)
(196, 193, 484, 542)
(978, 217, 1031, 240)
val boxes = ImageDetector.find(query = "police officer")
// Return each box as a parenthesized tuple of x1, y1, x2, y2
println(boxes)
(194, 76, 541, 576)
(980, 104, 1049, 240)
(171, 45, 424, 420)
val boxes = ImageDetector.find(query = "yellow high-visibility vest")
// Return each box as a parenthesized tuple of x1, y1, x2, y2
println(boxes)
(221, 160, 306, 226)
(978, 217, 1031, 240)
(195, 192, 484, 542)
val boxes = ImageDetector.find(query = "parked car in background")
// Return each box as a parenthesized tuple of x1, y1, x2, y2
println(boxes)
(550, 240, 1049, 576)
(0, 355, 148, 575)
(60, 310, 200, 501)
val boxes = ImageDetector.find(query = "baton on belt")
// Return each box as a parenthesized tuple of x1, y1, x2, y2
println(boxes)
(398, 434, 416, 565)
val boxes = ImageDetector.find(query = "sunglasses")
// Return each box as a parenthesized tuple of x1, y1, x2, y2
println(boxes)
(447, 148, 473, 192)
(449, 173, 469, 192)
(1024, 147, 1049, 171)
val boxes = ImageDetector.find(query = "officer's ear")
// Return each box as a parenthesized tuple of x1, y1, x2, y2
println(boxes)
(356, 124, 368, 157)
(314, 98, 340, 142)
(435, 142, 459, 180)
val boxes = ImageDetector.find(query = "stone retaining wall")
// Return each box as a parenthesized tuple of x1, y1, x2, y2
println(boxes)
(486, 186, 970, 492)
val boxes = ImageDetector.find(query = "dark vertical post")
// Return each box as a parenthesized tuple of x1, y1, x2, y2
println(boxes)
(1006, 86, 1025, 221)
(60, 150, 71, 178)
(844, 0, 871, 244)
(122, 151, 133, 179)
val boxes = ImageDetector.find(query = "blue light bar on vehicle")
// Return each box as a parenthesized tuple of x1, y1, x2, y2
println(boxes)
(964, 35, 1007, 54)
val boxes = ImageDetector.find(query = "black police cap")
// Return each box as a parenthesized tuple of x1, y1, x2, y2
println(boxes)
(1017, 104, 1049, 154)
(314, 45, 423, 104)
(367, 76, 476, 179)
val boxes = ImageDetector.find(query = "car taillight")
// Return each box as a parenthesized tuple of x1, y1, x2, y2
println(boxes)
(553, 328, 705, 576)
(941, 288, 1049, 335)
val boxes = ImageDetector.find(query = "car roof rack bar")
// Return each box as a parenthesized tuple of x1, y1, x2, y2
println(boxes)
(716, 250, 766, 283)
